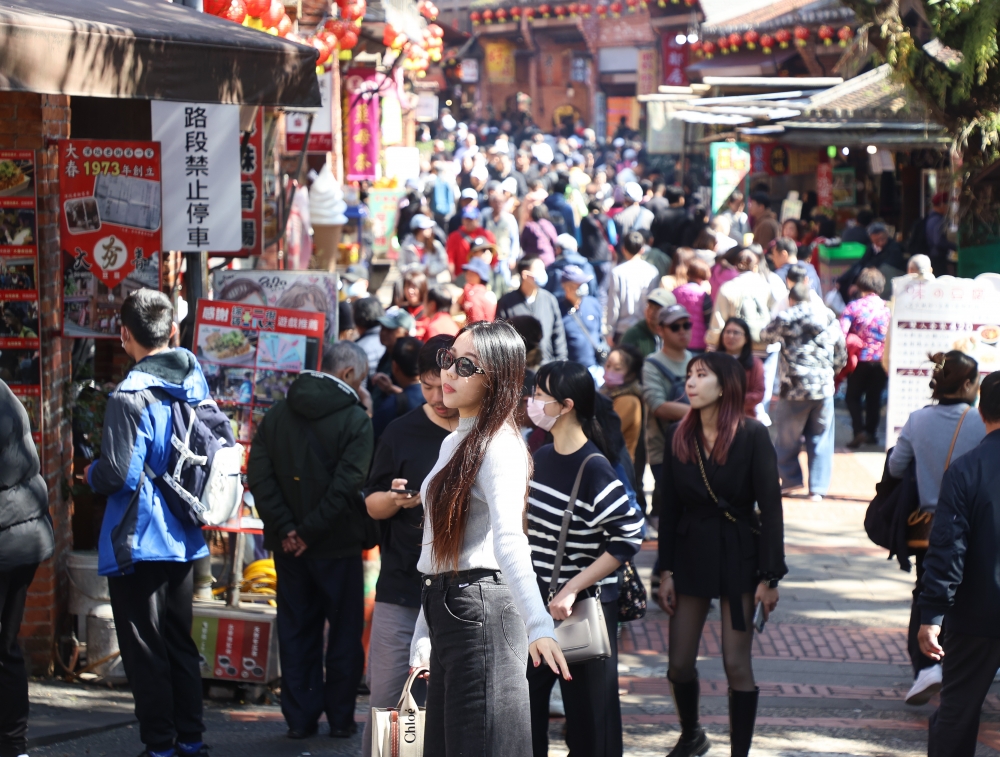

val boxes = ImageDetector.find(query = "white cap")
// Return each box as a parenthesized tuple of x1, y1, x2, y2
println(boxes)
(613, 137, 625, 148)
(625, 182, 643, 203)
(460, 187, 479, 201)
(623, 148, 637, 160)
(500, 177, 518, 195)
(470, 164, 490, 182)
(556, 233, 578, 253)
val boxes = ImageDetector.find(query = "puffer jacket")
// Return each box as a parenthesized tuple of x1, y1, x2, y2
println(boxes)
(248, 371, 374, 558)
(0, 380, 53, 571)
(761, 301, 847, 401)
(88, 349, 211, 576)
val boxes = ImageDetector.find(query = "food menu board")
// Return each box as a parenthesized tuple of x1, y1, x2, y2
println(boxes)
(0, 150, 42, 448)
(194, 299, 324, 456)
(59, 139, 162, 338)
(885, 274, 1000, 447)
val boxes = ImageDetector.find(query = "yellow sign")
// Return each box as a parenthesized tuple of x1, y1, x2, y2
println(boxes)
(637, 47, 658, 96)
(484, 40, 516, 85)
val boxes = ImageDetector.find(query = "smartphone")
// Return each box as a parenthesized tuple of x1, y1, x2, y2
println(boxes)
(753, 602, 766, 634)
(391, 488, 419, 497)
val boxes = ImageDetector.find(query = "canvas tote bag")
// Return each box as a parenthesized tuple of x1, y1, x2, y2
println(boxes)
(372, 666, 428, 757)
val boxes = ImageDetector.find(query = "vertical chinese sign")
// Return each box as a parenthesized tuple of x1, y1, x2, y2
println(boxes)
(0, 150, 42, 449)
(59, 140, 163, 338)
(344, 69, 380, 182)
(710, 142, 750, 214)
(151, 102, 241, 253)
(483, 41, 516, 84)
(220, 109, 264, 257)
(661, 36, 689, 87)
(637, 47, 659, 96)
(193, 299, 324, 463)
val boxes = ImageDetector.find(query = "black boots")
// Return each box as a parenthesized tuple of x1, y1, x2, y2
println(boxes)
(667, 675, 710, 757)
(729, 687, 760, 757)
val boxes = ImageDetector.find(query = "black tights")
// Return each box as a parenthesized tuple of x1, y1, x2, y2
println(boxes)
(668, 593, 756, 692)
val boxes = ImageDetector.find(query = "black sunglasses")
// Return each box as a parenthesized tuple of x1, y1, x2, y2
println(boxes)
(436, 348, 486, 378)
(668, 321, 693, 332)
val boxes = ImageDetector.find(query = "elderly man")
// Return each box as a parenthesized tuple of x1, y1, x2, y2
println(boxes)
(839, 222, 907, 300)
(545, 233, 596, 302)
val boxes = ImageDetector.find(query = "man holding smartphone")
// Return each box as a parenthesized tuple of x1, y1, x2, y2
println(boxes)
(360, 335, 459, 757)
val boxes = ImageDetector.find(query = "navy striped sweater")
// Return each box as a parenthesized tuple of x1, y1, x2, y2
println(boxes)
(528, 441, 644, 603)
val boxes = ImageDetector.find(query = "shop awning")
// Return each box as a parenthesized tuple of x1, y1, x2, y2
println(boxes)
(0, 0, 321, 107)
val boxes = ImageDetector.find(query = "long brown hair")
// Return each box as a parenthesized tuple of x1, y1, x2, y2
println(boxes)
(672, 352, 746, 466)
(426, 320, 528, 570)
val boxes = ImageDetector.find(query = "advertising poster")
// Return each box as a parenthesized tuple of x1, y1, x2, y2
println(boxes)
(344, 69, 381, 182)
(59, 139, 162, 338)
(886, 274, 1000, 447)
(194, 299, 324, 454)
(219, 108, 264, 257)
(710, 142, 750, 214)
(151, 102, 242, 253)
(193, 614, 274, 682)
(0, 149, 42, 447)
(212, 269, 339, 346)
(367, 188, 405, 260)
(286, 69, 333, 153)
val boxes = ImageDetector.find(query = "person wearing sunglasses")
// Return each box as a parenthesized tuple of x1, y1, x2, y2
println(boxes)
(409, 320, 570, 755)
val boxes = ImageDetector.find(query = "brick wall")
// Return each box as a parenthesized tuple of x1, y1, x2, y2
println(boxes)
(0, 91, 75, 674)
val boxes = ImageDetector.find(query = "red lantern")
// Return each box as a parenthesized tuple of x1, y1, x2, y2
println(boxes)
(539, 3, 551, 16)
(510, 5, 521, 17)
(596, 3, 607, 16)
(775, 28, 791, 48)
(277, 13, 292, 35)
(341, 28, 359, 49)
(837, 25, 854, 46)
(496, 7, 508, 21)
(205, 0, 228, 14)
(259, 0, 283, 26)
(244, 0, 269, 17)
(717, 36, 729, 54)
(702, 40, 715, 58)
(759, 33, 774, 53)
(311, 37, 331, 65)
(608, 1, 621, 15)
(382, 22, 397, 44)
(625, 0, 638, 12)
(794, 26, 810, 46)
(342, 1, 365, 21)
(579, 3, 591, 15)
(744, 30, 759, 49)
(728, 32, 741, 51)
(470, 10, 481, 23)
(818, 25, 834, 45)
(554, 5, 567, 16)
(222, 0, 247, 23)
(523, 6, 535, 18)
(482, 8, 493, 22)
(690, 40, 702, 56)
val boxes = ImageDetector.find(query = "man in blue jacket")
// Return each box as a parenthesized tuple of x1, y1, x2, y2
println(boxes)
(86, 289, 210, 757)
(918, 370, 1000, 757)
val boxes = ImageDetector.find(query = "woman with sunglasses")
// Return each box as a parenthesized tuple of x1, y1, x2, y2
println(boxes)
(656, 352, 786, 757)
(409, 320, 570, 755)
(525, 360, 644, 757)
(719, 317, 766, 419)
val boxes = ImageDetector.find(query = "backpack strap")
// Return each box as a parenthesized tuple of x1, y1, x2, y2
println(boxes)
(649, 358, 687, 401)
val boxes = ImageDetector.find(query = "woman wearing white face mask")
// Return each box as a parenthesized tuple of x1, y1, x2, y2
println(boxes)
(525, 360, 644, 757)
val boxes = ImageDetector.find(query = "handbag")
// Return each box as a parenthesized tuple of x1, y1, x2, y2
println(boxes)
(372, 666, 427, 757)
(569, 307, 610, 364)
(906, 406, 971, 550)
(549, 453, 614, 664)
(617, 559, 647, 622)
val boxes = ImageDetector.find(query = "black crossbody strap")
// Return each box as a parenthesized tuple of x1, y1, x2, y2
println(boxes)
(548, 453, 603, 601)
(569, 308, 607, 356)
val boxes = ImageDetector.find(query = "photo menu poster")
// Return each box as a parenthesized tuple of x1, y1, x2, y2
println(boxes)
(0, 149, 42, 448)
(194, 299, 324, 463)
(59, 139, 162, 338)
(886, 274, 1000, 447)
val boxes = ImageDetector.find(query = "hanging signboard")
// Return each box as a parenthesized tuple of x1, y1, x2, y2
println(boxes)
(816, 162, 834, 209)
(710, 142, 750, 214)
(661, 36, 689, 87)
(152, 102, 242, 253)
(212, 269, 340, 347)
(886, 274, 1000, 447)
(637, 47, 659, 96)
(483, 40, 516, 85)
(344, 69, 381, 182)
(286, 69, 334, 153)
(218, 109, 265, 257)
(59, 139, 162, 339)
(0, 149, 42, 448)
(194, 298, 325, 452)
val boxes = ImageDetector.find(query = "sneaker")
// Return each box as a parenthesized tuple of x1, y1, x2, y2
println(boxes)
(905, 664, 943, 705)
(808, 493, 824, 502)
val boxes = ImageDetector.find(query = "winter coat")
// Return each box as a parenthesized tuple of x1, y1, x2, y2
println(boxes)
(760, 301, 847, 401)
(248, 371, 374, 559)
(0, 380, 53, 571)
(520, 219, 559, 266)
(88, 350, 211, 576)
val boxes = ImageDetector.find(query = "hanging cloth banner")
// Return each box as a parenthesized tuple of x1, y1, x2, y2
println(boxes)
(345, 68, 381, 182)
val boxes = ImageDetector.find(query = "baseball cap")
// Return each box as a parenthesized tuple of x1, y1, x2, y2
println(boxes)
(470, 164, 490, 182)
(657, 304, 692, 326)
(463, 257, 492, 282)
(462, 206, 481, 220)
(377, 307, 416, 332)
(500, 177, 518, 196)
(460, 187, 479, 201)
(647, 289, 677, 308)
(409, 214, 435, 231)
(470, 235, 497, 254)
(560, 264, 592, 285)
(556, 233, 578, 253)
(625, 182, 643, 203)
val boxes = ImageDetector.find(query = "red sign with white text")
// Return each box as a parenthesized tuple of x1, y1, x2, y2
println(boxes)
(58, 140, 162, 286)
(661, 36, 689, 87)
(219, 110, 264, 257)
